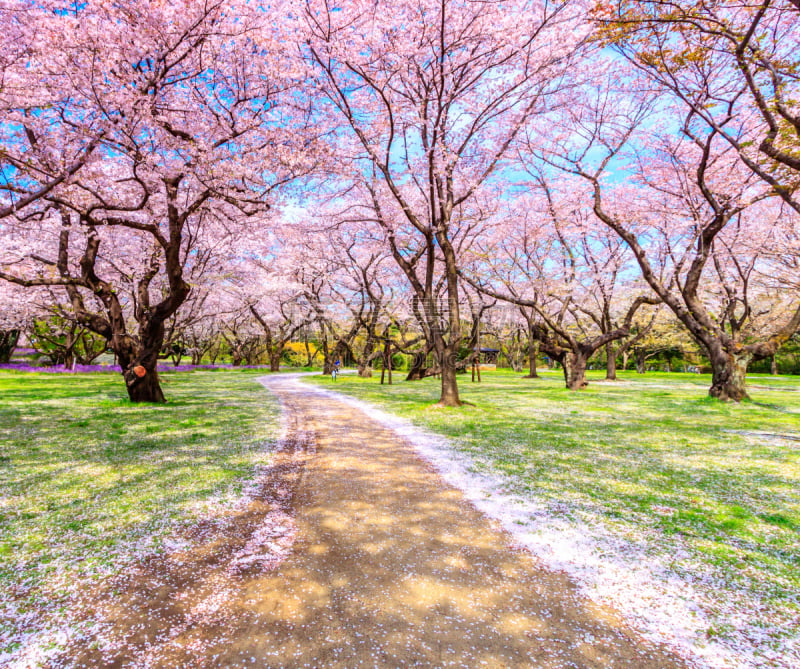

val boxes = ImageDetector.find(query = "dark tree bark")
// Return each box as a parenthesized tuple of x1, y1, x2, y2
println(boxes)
(605, 341, 617, 380)
(380, 340, 393, 385)
(572, 122, 800, 401)
(439, 351, 460, 404)
(0, 329, 20, 363)
(471, 350, 481, 383)
(524, 337, 540, 378)
(636, 348, 646, 374)
(708, 345, 752, 402)
(320, 331, 332, 375)
(405, 345, 439, 381)
(564, 349, 590, 390)
(123, 338, 166, 403)
(462, 280, 653, 391)
(358, 337, 378, 377)
(250, 305, 304, 375)
(269, 352, 281, 372)
(362, 176, 465, 406)
(223, 326, 263, 369)
(1, 170, 204, 402)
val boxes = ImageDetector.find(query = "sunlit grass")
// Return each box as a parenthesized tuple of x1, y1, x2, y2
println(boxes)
(307, 369, 800, 649)
(0, 369, 279, 656)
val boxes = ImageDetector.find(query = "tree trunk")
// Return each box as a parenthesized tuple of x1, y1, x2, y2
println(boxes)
(243, 343, 261, 366)
(523, 338, 539, 378)
(438, 348, 461, 406)
(565, 351, 589, 390)
(358, 338, 377, 377)
(269, 351, 281, 372)
(708, 346, 751, 402)
(406, 348, 436, 381)
(0, 329, 20, 363)
(125, 365, 166, 403)
(605, 342, 617, 380)
(621, 350, 629, 371)
(471, 350, 481, 383)
(635, 349, 646, 374)
(406, 353, 425, 380)
(771, 355, 778, 375)
(506, 353, 523, 373)
(120, 340, 166, 403)
(435, 232, 463, 407)
(304, 331, 314, 367)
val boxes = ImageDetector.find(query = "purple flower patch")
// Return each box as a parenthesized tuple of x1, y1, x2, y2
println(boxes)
(0, 362, 271, 374)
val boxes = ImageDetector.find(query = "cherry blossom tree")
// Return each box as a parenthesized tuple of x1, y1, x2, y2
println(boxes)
(463, 185, 657, 390)
(595, 0, 800, 213)
(483, 312, 529, 374)
(303, 0, 590, 405)
(323, 232, 395, 378)
(157, 245, 237, 366)
(0, 2, 106, 219)
(604, 306, 659, 378)
(180, 299, 229, 366)
(0, 281, 36, 362)
(221, 309, 266, 367)
(540, 79, 800, 400)
(245, 262, 312, 373)
(0, 0, 313, 401)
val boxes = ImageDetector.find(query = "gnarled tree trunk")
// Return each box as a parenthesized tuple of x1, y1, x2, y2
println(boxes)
(269, 351, 281, 373)
(635, 349, 646, 374)
(708, 345, 751, 402)
(125, 363, 165, 403)
(564, 351, 589, 390)
(116, 328, 167, 404)
(406, 346, 438, 381)
(0, 329, 20, 363)
(357, 338, 378, 377)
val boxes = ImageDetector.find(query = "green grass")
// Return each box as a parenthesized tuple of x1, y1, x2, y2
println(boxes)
(0, 369, 279, 656)
(3, 366, 798, 661)
(307, 369, 800, 653)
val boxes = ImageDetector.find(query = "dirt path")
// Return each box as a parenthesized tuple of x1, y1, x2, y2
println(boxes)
(56, 374, 691, 668)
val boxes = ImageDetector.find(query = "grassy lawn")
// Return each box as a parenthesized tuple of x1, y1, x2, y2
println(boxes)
(306, 369, 800, 659)
(0, 369, 279, 660)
